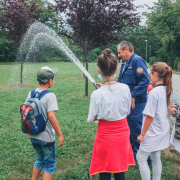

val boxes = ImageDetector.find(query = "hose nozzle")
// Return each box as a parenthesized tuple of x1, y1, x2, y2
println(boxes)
(92, 82, 100, 90)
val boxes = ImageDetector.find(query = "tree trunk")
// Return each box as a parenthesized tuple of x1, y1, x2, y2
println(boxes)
(83, 61, 85, 78)
(2, 48, 5, 61)
(5, 53, 9, 62)
(4, 49, 9, 62)
(83, 50, 85, 78)
(21, 62, 23, 84)
(166, 43, 170, 63)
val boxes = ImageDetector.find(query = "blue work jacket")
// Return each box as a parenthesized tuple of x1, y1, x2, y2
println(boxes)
(117, 53, 150, 103)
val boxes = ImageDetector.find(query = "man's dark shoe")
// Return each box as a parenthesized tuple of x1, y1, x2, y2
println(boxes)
(131, 161, 139, 169)
(134, 161, 139, 169)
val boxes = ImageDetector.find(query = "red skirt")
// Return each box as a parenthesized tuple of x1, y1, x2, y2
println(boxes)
(90, 118, 135, 177)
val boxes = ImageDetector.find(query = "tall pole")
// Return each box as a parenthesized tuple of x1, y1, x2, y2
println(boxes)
(21, 62, 23, 84)
(149, 46, 151, 62)
(145, 40, 148, 62)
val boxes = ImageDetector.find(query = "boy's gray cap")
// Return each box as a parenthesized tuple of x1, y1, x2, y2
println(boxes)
(37, 66, 59, 83)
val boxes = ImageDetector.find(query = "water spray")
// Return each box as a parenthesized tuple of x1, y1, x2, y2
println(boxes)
(16, 22, 99, 89)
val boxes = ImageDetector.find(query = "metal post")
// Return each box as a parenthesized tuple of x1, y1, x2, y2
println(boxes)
(21, 62, 23, 84)
(145, 40, 148, 62)
(149, 46, 151, 62)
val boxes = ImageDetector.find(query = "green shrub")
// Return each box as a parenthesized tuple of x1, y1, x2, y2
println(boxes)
(52, 57, 70, 62)
(88, 48, 102, 62)
(167, 59, 174, 69)
(173, 57, 180, 70)
(149, 56, 159, 65)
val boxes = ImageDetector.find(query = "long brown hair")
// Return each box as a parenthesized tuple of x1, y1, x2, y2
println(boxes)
(97, 48, 117, 76)
(151, 62, 173, 107)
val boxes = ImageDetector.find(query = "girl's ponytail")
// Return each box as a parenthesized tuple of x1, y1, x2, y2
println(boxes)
(151, 62, 173, 107)
(164, 66, 172, 107)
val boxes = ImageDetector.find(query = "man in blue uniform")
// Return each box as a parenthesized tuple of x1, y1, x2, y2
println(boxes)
(117, 41, 151, 166)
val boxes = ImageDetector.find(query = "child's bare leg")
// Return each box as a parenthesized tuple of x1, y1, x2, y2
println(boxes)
(32, 167, 41, 180)
(43, 172, 53, 180)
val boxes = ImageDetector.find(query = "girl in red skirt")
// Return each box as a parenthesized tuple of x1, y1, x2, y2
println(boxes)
(87, 48, 135, 180)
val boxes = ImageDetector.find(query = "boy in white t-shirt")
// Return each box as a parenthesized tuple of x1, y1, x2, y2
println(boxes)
(26, 66, 64, 180)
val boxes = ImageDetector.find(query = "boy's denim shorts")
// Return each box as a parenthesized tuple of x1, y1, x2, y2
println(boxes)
(31, 138, 56, 174)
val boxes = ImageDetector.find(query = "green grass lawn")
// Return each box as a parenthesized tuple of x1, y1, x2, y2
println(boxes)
(0, 62, 180, 180)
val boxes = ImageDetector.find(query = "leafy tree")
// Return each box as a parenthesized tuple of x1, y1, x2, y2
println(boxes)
(88, 48, 102, 62)
(174, 57, 180, 70)
(0, 0, 44, 62)
(53, 0, 140, 96)
(0, 0, 59, 62)
(35, 0, 59, 30)
(0, 0, 44, 47)
(0, 35, 9, 62)
(120, 26, 162, 62)
(144, 0, 180, 66)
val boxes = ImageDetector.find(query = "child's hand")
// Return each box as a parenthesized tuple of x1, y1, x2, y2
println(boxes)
(168, 107, 176, 115)
(169, 105, 178, 109)
(137, 134, 144, 143)
(27, 134, 30, 140)
(131, 97, 135, 109)
(94, 83, 103, 90)
(58, 135, 65, 146)
(96, 83, 102, 87)
(93, 115, 98, 121)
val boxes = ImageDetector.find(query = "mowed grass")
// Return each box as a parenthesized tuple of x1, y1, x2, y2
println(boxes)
(0, 62, 180, 180)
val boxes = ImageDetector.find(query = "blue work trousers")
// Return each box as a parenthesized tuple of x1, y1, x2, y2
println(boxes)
(127, 102, 151, 165)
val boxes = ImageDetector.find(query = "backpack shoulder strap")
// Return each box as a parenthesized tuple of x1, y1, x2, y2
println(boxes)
(38, 90, 50, 99)
(31, 90, 36, 98)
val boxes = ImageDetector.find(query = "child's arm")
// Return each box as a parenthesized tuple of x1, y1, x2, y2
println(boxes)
(87, 93, 98, 122)
(137, 115, 153, 143)
(48, 111, 65, 146)
(94, 83, 103, 90)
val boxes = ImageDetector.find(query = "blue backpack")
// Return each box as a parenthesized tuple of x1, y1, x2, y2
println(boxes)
(20, 90, 50, 135)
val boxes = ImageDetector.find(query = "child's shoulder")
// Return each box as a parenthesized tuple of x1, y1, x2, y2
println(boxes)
(42, 91, 56, 100)
(91, 83, 129, 97)
(91, 88, 100, 98)
(148, 87, 158, 96)
(90, 85, 107, 98)
(117, 83, 130, 92)
(119, 82, 129, 89)
(148, 86, 165, 99)
(33, 88, 56, 100)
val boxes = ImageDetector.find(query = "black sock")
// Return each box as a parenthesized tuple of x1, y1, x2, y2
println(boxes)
(114, 172, 125, 180)
(100, 172, 111, 180)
